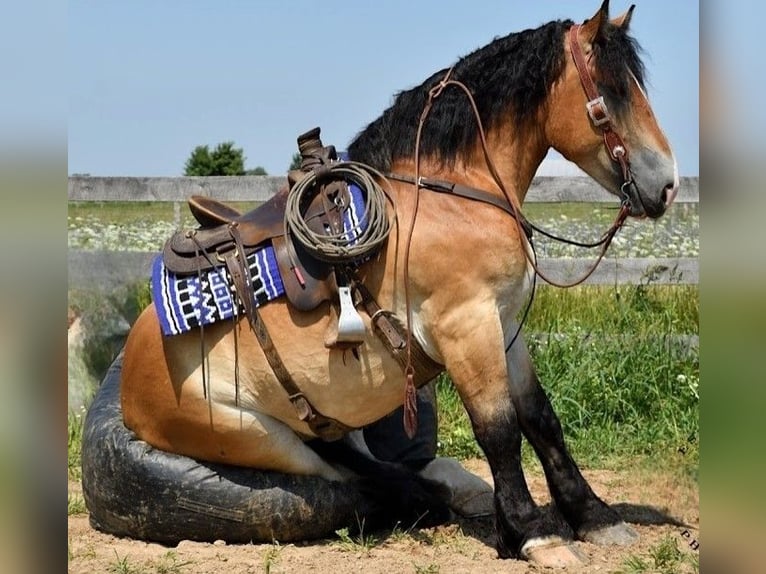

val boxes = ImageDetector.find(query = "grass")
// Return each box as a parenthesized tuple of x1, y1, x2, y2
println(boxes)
(620, 535, 699, 573)
(69, 282, 151, 379)
(68, 492, 87, 515)
(413, 564, 440, 574)
(67, 200, 698, 574)
(108, 552, 138, 574)
(435, 283, 699, 473)
(154, 551, 194, 574)
(68, 200, 262, 226)
(68, 409, 85, 481)
(333, 517, 379, 553)
(104, 551, 193, 574)
(262, 542, 287, 574)
(68, 195, 698, 477)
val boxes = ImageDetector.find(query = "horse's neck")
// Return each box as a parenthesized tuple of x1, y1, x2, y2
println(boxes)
(481, 123, 549, 204)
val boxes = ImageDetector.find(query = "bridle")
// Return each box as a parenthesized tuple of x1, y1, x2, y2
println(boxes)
(394, 23, 637, 429)
(568, 23, 635, 207)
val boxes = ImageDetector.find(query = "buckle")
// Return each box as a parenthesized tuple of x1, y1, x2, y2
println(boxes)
(586, 96, 610, 127)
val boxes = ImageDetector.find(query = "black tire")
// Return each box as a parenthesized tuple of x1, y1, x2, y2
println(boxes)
(81, 352, 376, 545)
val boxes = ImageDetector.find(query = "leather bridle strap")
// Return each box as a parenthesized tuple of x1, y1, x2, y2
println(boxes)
(568, 24, 632, 187)
(386, 172, 533, 240)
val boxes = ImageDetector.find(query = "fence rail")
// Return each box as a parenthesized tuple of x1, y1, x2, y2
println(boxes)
(68, 175, 699, 203)
(67, 251, 698, 290)
(67, 176, 699, 288)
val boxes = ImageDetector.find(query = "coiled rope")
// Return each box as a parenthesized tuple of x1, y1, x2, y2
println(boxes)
(284, 160, 393, 263)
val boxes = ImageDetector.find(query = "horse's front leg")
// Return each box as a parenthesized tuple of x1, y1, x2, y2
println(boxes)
(433, 310, 576, 563)
(505, 327, 638, 547)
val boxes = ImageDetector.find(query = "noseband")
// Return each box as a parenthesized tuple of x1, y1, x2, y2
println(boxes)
(568, 23, 634, 207)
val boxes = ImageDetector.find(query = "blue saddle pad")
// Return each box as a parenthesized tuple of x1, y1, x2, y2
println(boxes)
(152, 183, 368, 336)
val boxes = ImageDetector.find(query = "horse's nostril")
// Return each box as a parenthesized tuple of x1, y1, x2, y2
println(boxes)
(663, 182, 678, 207)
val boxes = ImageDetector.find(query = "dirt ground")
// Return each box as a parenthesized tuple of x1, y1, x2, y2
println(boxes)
(68, 459, 699, 573)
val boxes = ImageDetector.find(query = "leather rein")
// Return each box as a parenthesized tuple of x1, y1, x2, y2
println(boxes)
(393, 23, 636, 425)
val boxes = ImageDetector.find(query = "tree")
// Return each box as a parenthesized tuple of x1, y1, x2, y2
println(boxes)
(288, 152, 302, 172)
(184, 145, 215, 176)
(184, 141, 246, 176)
(245, 166, 268, 175)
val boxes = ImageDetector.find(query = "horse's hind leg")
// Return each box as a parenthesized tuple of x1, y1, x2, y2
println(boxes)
(505, 331, 638, 546)
(124, 380, 345, 482)
(199, 404, 350, 481)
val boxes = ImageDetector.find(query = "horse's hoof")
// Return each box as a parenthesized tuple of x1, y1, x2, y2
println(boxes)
(520, 537, 587, 568)
(580, 522, 639, 546)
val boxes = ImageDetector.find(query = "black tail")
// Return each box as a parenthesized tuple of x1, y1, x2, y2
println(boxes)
(307, 438, 452, 532)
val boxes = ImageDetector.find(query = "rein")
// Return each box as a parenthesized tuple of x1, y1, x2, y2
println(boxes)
(396, 23, 636, 429)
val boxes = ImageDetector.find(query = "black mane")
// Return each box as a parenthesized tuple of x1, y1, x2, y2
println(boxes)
(347, 18, 645, 171)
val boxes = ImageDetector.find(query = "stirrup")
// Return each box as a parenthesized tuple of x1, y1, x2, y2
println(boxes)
(336, 286, 365, 345)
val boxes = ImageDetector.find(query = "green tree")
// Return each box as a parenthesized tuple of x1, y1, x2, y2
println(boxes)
(184, 141, 246, 176)
(288, 152, 302, 172)
(245, 166, 268, 175)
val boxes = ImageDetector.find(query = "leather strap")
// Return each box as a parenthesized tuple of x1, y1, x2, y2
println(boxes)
(386, 172, 533, 239)
(250, 304, 354, 441)
(351, 275, 443, 388)
(244, 270, 439, 442)
(568, 24, 631, 182)
(222, 223, 259, 329)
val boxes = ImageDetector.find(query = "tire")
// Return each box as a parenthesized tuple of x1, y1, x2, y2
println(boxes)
(80, 352, 376, 545)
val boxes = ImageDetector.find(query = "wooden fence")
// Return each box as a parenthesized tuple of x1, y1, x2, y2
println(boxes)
(68, 175, 698, 289)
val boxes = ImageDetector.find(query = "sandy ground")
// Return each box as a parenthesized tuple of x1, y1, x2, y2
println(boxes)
(68, 458, 699, 573)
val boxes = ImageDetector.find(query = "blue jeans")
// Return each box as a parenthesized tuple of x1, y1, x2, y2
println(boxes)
(362, 382, 437, 471)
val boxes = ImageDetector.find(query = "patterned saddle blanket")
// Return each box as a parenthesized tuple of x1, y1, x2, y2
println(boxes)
(152, 183, 368, 336)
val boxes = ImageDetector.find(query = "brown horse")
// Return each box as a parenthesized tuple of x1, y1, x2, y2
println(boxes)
(120, 1, 677, 566)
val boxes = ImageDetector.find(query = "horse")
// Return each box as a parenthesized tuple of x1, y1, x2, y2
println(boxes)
(119, 1, 678, 566)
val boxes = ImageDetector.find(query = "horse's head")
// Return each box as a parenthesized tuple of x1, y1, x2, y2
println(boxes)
(547, 1, 678, 218)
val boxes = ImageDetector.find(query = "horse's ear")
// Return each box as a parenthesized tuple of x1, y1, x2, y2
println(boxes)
(580, 0, 610, 44)
(611, 4, 635, 31)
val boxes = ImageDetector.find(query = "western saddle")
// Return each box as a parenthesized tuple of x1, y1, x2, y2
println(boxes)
(161, 128, 442, 440)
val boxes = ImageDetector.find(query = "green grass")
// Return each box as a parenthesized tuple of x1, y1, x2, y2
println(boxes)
(108, 552, 139, 574)
(68, 410, 84, 481)
(413, 564, 440, 574)
(103, 550, 193, 574)
(68, 200, 262, 227)
(262, 542, 288, 574)
(333, 518, 379, 553)
(68, 282, 151, 387)
(435, 284, 699, 472)
(68, 492, 87, 515)
(435, 373, 483, 460)
(620, 535, 699, 573)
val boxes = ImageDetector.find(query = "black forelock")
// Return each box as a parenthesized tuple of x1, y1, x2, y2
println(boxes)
(592, 21, 647, 118)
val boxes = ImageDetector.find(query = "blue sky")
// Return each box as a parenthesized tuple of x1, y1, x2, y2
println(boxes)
(68, 1, 699, 177)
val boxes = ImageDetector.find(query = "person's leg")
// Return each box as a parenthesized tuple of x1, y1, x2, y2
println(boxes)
(363, 381, 494, 517)
(362, 382, 438, 470)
